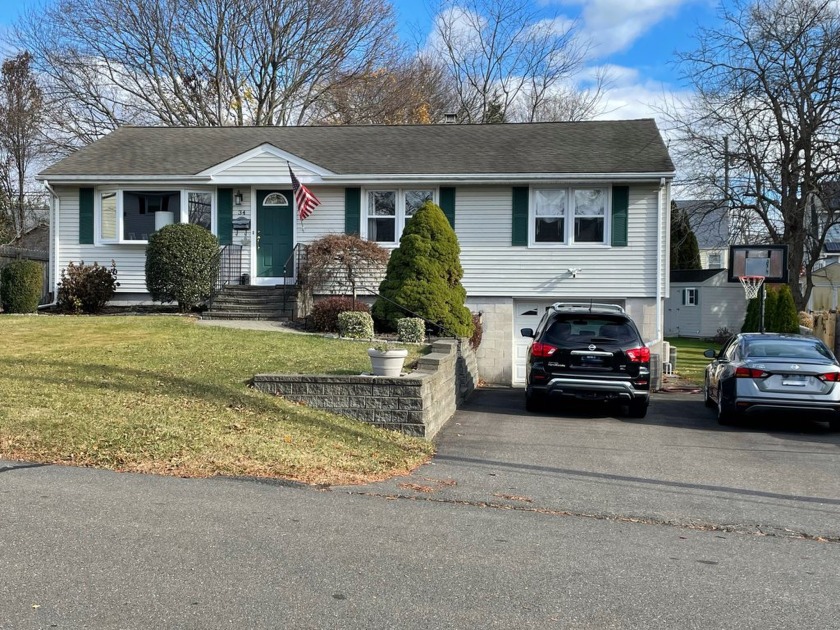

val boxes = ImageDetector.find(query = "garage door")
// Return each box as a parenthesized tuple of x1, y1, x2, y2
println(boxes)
(513, 300, 554, 384)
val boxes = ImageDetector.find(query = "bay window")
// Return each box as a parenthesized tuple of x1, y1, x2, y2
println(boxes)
(96, 189, 214, 243)
(365, 188, 435, 244)
(532, 187, 609, 246)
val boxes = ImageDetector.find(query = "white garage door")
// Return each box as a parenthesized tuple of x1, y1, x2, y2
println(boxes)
(513, 300, 554, 384)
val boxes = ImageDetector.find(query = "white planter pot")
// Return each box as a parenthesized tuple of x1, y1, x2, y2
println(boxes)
(367, 348, 408, 377)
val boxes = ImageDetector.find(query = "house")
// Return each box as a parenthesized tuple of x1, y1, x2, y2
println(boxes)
(808, 260, 840, 311)
(665, 269, 747, 338)
(675, 199, 729, 270)
(37, 120, 675, 385)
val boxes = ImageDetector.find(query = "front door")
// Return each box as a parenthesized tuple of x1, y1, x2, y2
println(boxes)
(256, 190, 294, 279)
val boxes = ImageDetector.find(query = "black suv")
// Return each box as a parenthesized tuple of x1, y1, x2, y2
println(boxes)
(520, 303, 651, 417)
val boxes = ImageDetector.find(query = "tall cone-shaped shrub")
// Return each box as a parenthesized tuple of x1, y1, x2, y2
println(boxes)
(773, 284, 799, 333)
(763, 286, 778, 331)
(373, 201, 474, 337)
(742, 296, 760, 332)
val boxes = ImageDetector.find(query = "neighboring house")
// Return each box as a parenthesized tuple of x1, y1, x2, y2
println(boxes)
(37, 120, 675, 385)
(665, 269, 747, 338)
(675, 199, 729, 270)
(808, 260, 840, 311)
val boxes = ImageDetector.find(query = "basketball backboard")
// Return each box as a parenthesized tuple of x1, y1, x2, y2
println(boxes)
(727, 244, 789, 283)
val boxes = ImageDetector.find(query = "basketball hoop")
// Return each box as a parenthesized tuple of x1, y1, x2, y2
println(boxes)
(739, 275, 765, 300)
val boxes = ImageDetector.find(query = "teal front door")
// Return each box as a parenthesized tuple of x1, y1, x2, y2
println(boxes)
(256, 190, 294, 278)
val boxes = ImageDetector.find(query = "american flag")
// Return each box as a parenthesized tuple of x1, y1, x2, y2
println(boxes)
(288, 165, 321, 220)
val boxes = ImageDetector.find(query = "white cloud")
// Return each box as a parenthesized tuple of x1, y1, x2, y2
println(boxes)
(558, 0, 699, 57)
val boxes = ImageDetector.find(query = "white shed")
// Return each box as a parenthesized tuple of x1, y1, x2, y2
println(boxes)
(665, 269, 748, 338)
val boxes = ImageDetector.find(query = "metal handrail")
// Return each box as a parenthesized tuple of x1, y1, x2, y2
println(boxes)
(208, 244, 242, 308)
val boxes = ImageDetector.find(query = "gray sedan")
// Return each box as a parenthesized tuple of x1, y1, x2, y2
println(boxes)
(704, 333, 840, 430)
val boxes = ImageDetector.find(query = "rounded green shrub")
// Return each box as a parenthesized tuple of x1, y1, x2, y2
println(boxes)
(310, 296, 370, 332)
(397, 317, 425, 343)
(373, 201, 474, 338)
(57, 260, 119, 314)
(145, 223, 219, 311)
(0, 260, 42, 313)
(338, 310, 374, 339)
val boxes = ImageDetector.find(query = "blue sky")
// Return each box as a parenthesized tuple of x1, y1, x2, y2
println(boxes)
(0, 0, 725, 120)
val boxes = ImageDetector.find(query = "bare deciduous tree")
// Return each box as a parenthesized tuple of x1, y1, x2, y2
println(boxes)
(312, 54, 456, 125)
(0, 51, 44, 240)
(666, 0, 840, 310)
(12, 0, 397, 150)
(431, 0, 596, 123)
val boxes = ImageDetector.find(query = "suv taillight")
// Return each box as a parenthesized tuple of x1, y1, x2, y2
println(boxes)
(626, 347, 650, 363)
(531, 342, 558, 358)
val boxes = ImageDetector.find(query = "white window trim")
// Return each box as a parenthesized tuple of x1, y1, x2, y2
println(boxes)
(529, 186, 612, 248)
(682, 287, 699, 307)
(361, 187, 438, 246)
(95, 187, 217, 245)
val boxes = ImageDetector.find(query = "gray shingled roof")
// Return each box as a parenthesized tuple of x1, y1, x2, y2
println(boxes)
(40, 119, 674, 178)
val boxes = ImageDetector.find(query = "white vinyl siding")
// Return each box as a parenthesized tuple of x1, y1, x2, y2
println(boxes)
(218, 154, 317, 179)
(460, 186, 661, 298)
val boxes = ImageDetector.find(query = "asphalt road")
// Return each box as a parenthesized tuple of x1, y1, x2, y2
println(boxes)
(2, 388, 839, 629)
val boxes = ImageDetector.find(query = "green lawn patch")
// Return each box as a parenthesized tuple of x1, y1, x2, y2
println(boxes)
(665, 336, 719, 385)
(0, 315, 433, 485)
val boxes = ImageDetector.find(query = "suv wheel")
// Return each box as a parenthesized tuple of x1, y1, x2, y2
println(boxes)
(525, 390, 544, 412)
(627, 399, 648, 418)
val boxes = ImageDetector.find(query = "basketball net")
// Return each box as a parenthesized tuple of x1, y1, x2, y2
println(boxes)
(739, 275, 765, 300)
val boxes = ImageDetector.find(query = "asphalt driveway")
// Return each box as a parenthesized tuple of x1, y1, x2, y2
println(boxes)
(352, 387, 840, 540)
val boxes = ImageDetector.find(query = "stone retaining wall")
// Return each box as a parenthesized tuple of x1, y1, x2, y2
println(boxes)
(253, 339, 479, 439)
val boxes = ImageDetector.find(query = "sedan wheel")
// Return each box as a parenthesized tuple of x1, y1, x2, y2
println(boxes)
(717, 395, 738, 426)
(704, 381, 715, 408)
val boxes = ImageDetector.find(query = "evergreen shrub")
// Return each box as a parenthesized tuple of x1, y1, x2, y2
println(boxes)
(145, 224, 219, 311)
(773, 284, 799, 333)
(0, 260, 42, 313)
(397, 317, 425, 343)
(311, 297, 369, 332)
(337, 311, 374, 339)
(373, 201, 473, 337)
(57, 260, 119, 314)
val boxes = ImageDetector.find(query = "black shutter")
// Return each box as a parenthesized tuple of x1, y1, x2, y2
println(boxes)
(79, 188, 94, 244)
(511, 187, 529, 246)
(439, 187, 456, 228)
(345, 187, 361, 235)
(217, 188, 233, 245)
(611, 186, 629, 247)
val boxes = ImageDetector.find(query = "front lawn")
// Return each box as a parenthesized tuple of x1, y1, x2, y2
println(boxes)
(0, 316, 433, 485)
(665, 336, 718, 385)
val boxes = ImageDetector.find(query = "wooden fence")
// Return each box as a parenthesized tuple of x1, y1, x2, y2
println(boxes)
(811, 311, 838, 354)
(0, 245, 51, 305)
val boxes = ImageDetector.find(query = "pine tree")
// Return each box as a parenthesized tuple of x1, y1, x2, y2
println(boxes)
(763, 285, 779, 332)
(742, 297, 760, 332)
(670, 203, 701, 270)
(773, 284, 800, 333)
(373, 201, 474, 337)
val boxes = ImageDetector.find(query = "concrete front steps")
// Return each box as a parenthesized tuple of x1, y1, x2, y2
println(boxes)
(203, 284, 297, 321)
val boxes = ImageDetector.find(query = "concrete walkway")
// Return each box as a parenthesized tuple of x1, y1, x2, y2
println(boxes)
(196, 318, 310, 334)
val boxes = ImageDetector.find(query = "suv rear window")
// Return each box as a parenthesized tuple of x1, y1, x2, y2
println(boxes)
(543, 316, 638, 348)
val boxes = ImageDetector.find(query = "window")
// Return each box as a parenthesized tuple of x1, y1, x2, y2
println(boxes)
(682, 288, 699, 306)
(263, 192, 289, 206)
(532, 187, 609, 245)
(708, 252, 723, 269)
(188, 192, 212, 231)
(365, 189, 434, 244)
(96, 189, 213, 243)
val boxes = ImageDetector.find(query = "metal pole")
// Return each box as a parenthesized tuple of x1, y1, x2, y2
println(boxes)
(759, 283, 765, 333)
